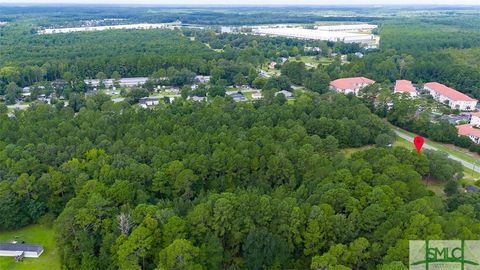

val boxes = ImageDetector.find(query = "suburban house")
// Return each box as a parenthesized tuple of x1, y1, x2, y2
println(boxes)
(329, 77, 375, 95)
(275, 90, 293, 98)
(456, 124, 480, 144)
(268, 61, 277, 69)
(139, 97, 160, 108)
(394, 80, 417, 97)
(0, 243, 44, 259)
(190, 96, 206, 102)
(228, 92, 247, 102)
(424, 82, 478, 111)
(470, 112, 480, 126)
(195, 76, 210, 84)
(251, 92, 263, 100)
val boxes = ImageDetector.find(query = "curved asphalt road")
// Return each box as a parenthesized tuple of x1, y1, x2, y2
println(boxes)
(393, 130, 480, 173)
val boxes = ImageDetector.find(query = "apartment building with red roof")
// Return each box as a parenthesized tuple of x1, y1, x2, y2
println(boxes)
(470, 112, 480, 127)
(424, 82, 477, 111)
(394, 80, 417, 97)
(456, 124, 480, 144)
(329, 77, 375, 95)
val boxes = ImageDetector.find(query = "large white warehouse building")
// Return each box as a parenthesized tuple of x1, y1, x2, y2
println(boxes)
(315, 24, 377, 32)
(252, 27, 375, 44)
(39, 22, 181, 34)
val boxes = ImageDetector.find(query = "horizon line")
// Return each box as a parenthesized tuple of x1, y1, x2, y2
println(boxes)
(1, 3, 480, 6)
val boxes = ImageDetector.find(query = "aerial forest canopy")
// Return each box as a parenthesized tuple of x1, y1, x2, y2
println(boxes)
(0, 92, 476, 269)
(0, 5, 479, 270)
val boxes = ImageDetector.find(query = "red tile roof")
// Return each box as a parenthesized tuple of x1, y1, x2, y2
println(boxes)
(330, 77, 375, 90)
(394, 80, 416, 93)
(456, 124, 480, 138)
(470, 112, 480, 117)
(424, 82, 476, 102)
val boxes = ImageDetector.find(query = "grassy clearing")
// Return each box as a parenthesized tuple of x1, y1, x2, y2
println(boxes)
(424, 179, 446, 197)
(0, 224, 60, 270)
(463, 167, 480, 182)
(295, 56, 333, 66)
(341, 145, 375, 157)
(243, 92, 253, 100)
(342, 136, 415, 158)
(393, 137, 414, 150)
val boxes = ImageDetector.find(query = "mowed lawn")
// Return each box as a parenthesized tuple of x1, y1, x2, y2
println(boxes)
(0, 224, 60, 270)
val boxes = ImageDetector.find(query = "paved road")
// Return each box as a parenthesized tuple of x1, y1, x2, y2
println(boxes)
(393, 130, 480, 173)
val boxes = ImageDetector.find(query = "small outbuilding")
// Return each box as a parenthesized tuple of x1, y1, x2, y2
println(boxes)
(0, 243, 44, 258)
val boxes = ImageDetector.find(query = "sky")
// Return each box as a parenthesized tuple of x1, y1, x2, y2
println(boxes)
(0, 0, 479, 5)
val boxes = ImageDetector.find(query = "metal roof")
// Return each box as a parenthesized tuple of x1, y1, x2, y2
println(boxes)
(0, 243, 43, 253)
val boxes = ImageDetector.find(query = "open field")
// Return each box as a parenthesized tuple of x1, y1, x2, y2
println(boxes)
(342, 136, 416, 157)
(297, 56, 333, 66)
(341, 145, 375, 157)
(0, 224, 60, 270)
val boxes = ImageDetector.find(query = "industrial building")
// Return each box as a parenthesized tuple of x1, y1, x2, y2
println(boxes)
(85, 77, 149, 88)
(424, 82, 478, 111)
(315, 24, 377, 32)
(39, 22, 181, 34)
(252, 27, 376, 45)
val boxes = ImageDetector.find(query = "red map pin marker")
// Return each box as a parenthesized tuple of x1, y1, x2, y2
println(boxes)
(413, 136, 424, 154)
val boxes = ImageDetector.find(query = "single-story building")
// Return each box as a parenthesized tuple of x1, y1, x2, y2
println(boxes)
(85, 77, 149, 88)
(354, 52, 364, 58)
(268, 61, 277, 69)
(465, 185, 479, 193)
(251, 92, 263, 100)
(190, 96, 206, 102)
(424, 82, 478, 111)
(195, 76, 210, 84)
(139, 97, 160, 108)
(394, 80, 417, 97)
(0, 243, 44, 258)
(228, 93, 247, 102)
(275, 90, 293, 98)
(456, 124, 480, 144)
(329, 77, 375, 95)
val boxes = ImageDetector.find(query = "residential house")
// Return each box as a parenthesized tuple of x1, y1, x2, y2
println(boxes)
(139, 97, 160, 108)
(268, 61, 277, 69)
(275, 90, 293, 98)
(228, 93, 247, 102)
(195, 76, 210, 84)
(190, 96, 206, 102)
(251, 92, 263, 100)
(424, 82, 477, 111)
(329, 77, 375, 95)
(354, 52, 364, 58)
